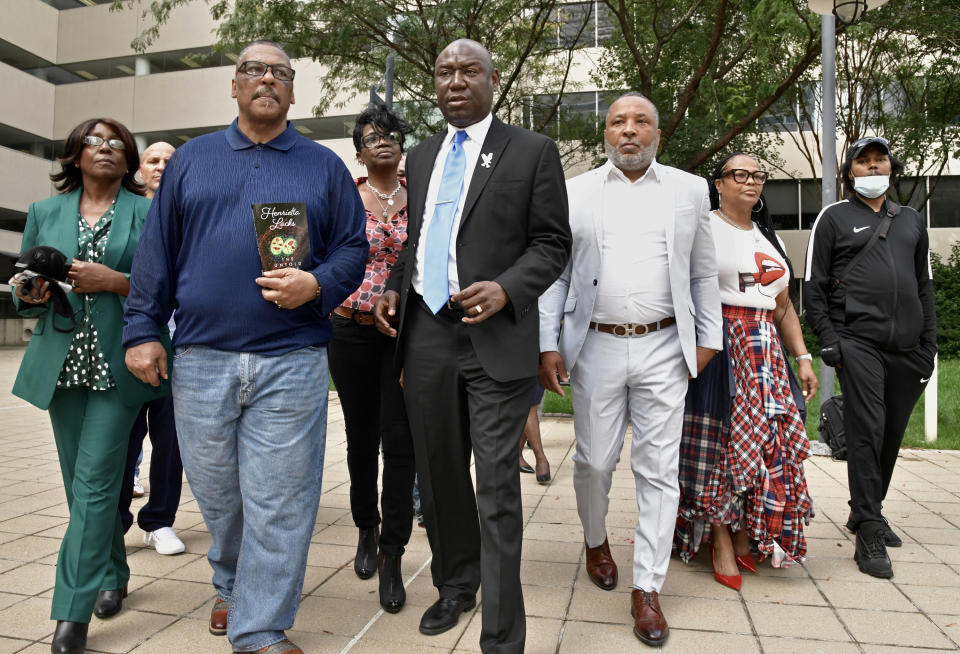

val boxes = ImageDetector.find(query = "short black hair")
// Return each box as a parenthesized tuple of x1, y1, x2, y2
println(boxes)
(352, 103, 414, 153)
(50, 118, 144, 195)
(840, 142, 904, 198)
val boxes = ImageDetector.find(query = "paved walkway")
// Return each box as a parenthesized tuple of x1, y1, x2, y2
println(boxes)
(0, 346, 958, 653)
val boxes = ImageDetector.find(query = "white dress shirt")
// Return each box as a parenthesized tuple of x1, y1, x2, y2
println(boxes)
(412, 113, 494, 298)
(591, 160, 675, 325)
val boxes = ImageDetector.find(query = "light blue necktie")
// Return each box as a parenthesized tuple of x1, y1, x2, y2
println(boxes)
(422, 130, 468, 313)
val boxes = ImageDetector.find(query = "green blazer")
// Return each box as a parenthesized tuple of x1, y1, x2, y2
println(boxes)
(12, 187, 172, 410)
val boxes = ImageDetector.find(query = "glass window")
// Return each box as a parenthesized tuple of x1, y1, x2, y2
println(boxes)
(596, 2, 615, 44)
(765, 180, 799, 231)
(930, 177, 960, 228)
(800, 179, 823, 229)
(758, 91, 797, 133)
(894, 176, 928, 222)
(557, 2, 596, 48)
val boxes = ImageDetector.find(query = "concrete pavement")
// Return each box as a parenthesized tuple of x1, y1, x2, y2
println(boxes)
(1, 346, 959, 653)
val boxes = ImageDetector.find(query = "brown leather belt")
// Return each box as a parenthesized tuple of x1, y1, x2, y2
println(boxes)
(589, 316, 676, 337)
(333, 306, 376, 326)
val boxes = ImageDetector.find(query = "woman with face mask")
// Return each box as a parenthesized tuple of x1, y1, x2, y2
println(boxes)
(804, 137, 937, 580)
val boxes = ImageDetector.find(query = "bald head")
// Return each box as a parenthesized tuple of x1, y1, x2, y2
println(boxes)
(139, 141, 175, 198)
(434, 39, 499, 127)
(437, 39, 494, 72)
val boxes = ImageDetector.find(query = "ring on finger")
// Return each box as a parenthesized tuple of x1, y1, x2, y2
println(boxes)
(475, 304, 483, 314)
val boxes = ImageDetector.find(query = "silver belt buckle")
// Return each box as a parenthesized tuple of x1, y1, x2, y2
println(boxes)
(612, 322, 651, 337)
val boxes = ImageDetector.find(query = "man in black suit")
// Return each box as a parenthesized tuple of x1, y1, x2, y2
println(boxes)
(374, 39, 571, 653)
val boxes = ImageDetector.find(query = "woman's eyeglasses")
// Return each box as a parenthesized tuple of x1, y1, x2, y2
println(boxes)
(722, 168, 769, 184)
(82, 136, 126, 151)
(361, 131, 402, 149)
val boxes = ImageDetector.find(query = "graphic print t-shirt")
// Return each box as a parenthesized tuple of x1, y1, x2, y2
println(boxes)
(711, 213, 789, 310)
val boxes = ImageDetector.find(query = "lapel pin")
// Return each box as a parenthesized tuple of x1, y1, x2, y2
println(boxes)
(480, 152, 493, 168)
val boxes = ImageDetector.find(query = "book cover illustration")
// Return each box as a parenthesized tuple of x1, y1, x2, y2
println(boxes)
(252, 202, 311, 272)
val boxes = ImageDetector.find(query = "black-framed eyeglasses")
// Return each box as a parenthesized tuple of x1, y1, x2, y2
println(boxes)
(361, 131, 402, 149)
(236, 60, 295, 82)
(82, 135, 126, 151)
(722, 168, 769, 184)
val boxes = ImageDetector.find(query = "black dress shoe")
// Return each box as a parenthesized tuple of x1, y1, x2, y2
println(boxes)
(378, 550, 405, 613)
(51, 620, 87, 654)
(855, 521, 893, 579)
(846, 512, 902, 548)
(419, 596, 476, 635)
(518, 460, 534, 474)
(93, 584, 128, 619)
(354, 527, 379, 579)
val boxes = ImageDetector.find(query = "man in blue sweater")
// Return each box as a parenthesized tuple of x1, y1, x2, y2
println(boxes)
(123, 40, 367, 654)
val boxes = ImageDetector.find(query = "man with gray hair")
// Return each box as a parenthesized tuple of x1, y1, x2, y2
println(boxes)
(539, 92, 721, 646)
(124, 40, 367, 654)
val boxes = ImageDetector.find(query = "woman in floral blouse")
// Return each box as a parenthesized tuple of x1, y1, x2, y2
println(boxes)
(328, 104, 414, 614)
(12, 118, 160, 654)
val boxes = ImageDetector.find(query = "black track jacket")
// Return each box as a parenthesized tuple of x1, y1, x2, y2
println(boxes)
(803, 196, 936, 355)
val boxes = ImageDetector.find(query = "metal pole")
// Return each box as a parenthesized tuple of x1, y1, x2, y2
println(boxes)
(925, 355, 938, 442)
(385, 54, 395, 108)
(819, 13, 837, 402)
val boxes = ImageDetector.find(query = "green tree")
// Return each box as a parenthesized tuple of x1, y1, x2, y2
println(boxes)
(763, 0, 960, 208)
(932, 241, 960, 359)
(595, 0, 824, 172)
(112, 0, 599, 156)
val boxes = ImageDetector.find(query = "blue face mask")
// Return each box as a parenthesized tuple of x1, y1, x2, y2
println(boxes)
(853, 175, 889, 199)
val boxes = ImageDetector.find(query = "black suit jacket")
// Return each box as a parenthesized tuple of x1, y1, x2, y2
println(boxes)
(387, 116, 571, 382)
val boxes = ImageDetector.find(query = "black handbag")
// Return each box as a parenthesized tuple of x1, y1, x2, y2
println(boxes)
(819, 395, 846, 460)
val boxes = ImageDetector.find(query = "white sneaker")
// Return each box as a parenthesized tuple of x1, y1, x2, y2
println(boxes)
(143, 527, 185, 555)
(132, 475, 145, 498)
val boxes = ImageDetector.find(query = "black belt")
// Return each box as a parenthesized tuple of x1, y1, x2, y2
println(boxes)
(333, 306, 376, 325)
(415, 292, 465, 322)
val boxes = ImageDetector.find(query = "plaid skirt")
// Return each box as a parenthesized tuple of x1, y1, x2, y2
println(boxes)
(675, 304, 813, 565)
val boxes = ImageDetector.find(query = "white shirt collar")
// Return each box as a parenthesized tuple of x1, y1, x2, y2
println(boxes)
(603, 158, 662, 184)
(444, 113, 494, 148)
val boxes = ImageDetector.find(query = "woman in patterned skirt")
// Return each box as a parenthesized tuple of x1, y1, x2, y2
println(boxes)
(12, 118, 162, 653)
(675, 152, 818, 590)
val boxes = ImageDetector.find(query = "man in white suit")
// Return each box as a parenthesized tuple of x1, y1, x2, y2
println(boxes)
(539, 92, 721, 647)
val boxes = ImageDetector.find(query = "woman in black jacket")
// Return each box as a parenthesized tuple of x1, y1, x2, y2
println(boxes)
(803, 136, 936, 579)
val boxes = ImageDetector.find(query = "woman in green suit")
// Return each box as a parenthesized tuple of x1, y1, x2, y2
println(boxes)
(12, 118, 170, 654)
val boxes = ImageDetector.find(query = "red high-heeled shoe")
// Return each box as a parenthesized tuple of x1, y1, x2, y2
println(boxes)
(711, 545, 742, 591)
(735, 553, 758, 574)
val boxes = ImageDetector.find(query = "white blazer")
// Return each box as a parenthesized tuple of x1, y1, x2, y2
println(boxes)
(539, 160, 722, 377)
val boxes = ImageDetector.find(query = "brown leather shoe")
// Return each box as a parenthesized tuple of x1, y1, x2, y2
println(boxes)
(209, 597, 228, 636)
(584, 538, 618, 590)
(237, 639, 303, 654)
(631, 589, 668, 646)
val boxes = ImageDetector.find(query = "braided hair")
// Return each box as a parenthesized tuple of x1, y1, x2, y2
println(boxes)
(709, 152, 793, 278)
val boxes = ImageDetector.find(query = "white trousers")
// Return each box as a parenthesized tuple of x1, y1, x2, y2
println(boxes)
(570, 325, 688, 592)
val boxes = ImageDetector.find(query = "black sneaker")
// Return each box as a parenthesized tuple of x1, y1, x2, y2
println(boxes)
(854, 521, 893, 579)
(846, 513, 902, 548)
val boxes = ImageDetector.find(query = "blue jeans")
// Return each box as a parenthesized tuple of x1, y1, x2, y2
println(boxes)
(172, 345, 328, 651)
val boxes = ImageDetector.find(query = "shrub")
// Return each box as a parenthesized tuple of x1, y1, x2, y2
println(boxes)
(932, 240, 960, 359)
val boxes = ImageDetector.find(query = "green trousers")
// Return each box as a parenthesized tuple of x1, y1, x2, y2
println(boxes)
(47, 387, 139, 622)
